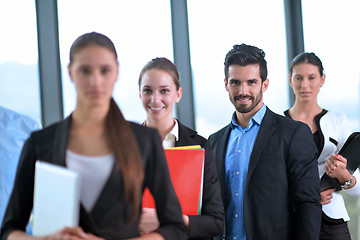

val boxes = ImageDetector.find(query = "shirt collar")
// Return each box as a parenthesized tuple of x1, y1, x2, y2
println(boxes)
(230, 104, 267, 129)
(167, 118, 179, 141)
(142, 119, 179, 141)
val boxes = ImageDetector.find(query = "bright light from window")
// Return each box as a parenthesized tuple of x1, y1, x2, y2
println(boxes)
(57, 0, 173, 122)
(187, 0, 288, 138)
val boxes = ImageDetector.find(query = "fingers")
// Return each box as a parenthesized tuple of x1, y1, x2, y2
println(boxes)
(320, 188, 335, 205)
(51, 227, 88, 240)
(142, 208, 157, 214)
(322, 188, 336, 194)
(86, 234, 105, 240)
(335, 154, 347, 163)
(324, 154, 348, 176)
(139, 209, 159, 235)
(63, 227, 87, 238)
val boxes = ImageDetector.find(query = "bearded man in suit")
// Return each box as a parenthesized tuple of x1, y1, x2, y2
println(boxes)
(209, 44, 321, 240)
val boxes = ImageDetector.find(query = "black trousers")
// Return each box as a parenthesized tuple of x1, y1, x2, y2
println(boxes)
(320, 214, 351, 240)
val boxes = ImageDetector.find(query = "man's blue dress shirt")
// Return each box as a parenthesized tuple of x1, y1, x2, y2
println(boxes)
(225, 104, 266, 240)
(0, 106, 41, 234)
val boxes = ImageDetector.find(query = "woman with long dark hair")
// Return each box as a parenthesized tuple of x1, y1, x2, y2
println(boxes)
(0, 32, 186, 240)
(285, 52, 360, 240)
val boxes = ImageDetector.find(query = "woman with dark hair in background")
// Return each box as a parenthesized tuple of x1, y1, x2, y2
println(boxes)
(0, 32, 186, 240)
(138, 57, 224, 240)
(285, 52, 360, 240)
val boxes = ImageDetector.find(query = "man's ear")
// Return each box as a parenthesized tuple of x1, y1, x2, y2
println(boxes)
(262, 79, 269, 92)
(224, 78, 229, 91)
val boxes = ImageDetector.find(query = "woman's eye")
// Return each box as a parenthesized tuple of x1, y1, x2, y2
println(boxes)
(80, 68, 90, 74)
(143, 89, 152, 94)
(160, 89, 170, 93)
(101, 68, 110, 74)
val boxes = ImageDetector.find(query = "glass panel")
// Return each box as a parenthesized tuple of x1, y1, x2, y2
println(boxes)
(302, 0, 360, 131)
(187, 0, 288, 138)
(57, 0, 173, 123)
(0, 0, 41, 122)
(302, 1, 360, 239)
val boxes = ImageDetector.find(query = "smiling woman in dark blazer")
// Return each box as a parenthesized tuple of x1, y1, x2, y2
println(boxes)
(0, 32, 187, 240)
(137, 57, 224, 240)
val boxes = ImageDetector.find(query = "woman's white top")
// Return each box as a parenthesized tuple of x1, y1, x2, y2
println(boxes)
(162, 119, 179, 149)
(317, 111, 360, 221)
(66, 150, 114, 212)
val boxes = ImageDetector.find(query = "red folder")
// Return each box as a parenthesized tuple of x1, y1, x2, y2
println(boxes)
(142, 148, 205, 215)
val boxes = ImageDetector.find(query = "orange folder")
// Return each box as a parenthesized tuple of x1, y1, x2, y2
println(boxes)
(142, 148, 205, 215)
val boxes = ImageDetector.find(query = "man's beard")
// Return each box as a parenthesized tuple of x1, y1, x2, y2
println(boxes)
(229, 90, 263, 114)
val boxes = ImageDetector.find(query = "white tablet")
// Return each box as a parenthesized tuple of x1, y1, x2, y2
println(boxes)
(32, 161, 81, 236)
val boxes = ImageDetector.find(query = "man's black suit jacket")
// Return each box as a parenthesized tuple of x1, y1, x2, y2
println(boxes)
(209, 108, 321, 240)
(175, 122, 224, 239)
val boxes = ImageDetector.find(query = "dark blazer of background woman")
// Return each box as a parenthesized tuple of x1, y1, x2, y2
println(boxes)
(175, 121, 224, 240)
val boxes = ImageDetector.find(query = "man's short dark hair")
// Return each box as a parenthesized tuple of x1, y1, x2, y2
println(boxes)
(224, 44, 268, 82)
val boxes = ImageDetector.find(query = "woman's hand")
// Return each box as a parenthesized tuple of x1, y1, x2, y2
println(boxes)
(8, 227, 105, 240)
(324, 154, 351, 184)
(45, 227, 104, 240)
(139, 208, 159, 235)
(86, 234, 105, 240)
(44, 227, 88, 240)
(320, 188, 336, 205)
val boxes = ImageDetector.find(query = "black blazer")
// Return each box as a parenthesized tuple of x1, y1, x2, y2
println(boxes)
(0, 116, 187, 240)
(175, 122, 224, 240)
(209, 108, 321, 240)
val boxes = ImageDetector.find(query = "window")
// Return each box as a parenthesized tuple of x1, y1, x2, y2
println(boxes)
(0, 0, 40, 122)
(302, 0, 360, 131)
(57, 0, 173, 123)
(187, 0, 288, 137)
(302, 0, 360, 238)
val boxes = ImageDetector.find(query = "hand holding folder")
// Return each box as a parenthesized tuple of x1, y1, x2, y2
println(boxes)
(320, 132, 360, 191)
(142, 146, 205, 215)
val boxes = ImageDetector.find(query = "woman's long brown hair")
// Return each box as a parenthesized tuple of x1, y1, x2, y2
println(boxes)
(106, 98, 144, 222)
(69, 32, 144, 222)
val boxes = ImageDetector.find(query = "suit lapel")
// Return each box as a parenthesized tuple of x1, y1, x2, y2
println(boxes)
(50, 116, 99, 233)
(215, 125, 232, 204)
(175, 122, 197, 146)
(52, 116, 71, 166)
(246, 109, 277, 186)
